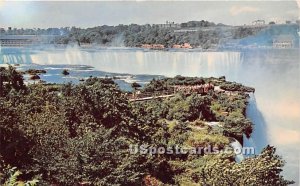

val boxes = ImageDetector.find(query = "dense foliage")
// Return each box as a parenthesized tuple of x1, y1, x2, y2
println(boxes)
(220, 81, 255, 92)
(1, 20, 267, 49)
(0, 66, 293, 185)
(52, 24, 264, 48)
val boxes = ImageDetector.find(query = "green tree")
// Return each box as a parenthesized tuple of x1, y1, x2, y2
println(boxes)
(0, 66, 26, 97)
(198, 146, 294, 185)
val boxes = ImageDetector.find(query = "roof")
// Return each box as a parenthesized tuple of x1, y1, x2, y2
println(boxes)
(0, 35, 38, 40)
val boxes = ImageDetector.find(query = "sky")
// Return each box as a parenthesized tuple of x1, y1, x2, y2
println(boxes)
(0, 0, 299, 28)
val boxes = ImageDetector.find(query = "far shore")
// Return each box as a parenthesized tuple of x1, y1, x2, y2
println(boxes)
(2, 45, 297, 54)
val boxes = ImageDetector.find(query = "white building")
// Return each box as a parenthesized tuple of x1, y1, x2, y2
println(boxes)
(252, 20, 265, 26)
(0, 35, 39, 47)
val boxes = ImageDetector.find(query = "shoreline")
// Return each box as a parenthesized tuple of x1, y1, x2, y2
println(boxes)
(1, 45, 299, 53)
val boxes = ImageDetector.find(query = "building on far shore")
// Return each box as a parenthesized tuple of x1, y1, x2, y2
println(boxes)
(252, 20, 265, 26)
(172, 43, 193, 49)
(174, 29, 197, 33)
(156, 21, 180, 29)
(272, 35, 294, 48)
(141, 44, 165, 50)
(0, 35, 39, 47)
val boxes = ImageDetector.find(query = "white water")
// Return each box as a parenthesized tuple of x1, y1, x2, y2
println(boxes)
(1, 47, 299, 183)
(230, 140, 245, 163)
(243, 93, 268, 155)
(1, 48, 241, 77)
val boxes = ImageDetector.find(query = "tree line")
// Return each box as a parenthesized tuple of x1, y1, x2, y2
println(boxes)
(1, 20, 264, 49)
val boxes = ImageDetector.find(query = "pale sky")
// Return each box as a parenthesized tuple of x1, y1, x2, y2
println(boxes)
(0, 0, 299, 28)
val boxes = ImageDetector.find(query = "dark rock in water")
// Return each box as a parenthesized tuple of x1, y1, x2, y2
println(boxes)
(26, 69, 47, 75)
(62, 69, 70, 75)
(131, 82, 141, 89)
(30, 74, 41, 80)
(113, 76, 121, 80)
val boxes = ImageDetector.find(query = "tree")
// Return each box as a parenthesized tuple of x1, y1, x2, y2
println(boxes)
(0, 65, 26, 97)
(1, 167, 38, 186)
(0, 99, 33, 168)
(12, 78, 174, 185)
(198, 146, 294, 185)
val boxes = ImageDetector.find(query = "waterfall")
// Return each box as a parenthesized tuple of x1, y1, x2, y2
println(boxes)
(1, 48, 243, 78)
(244, 93, 268, 156)
(228, 93, 269, 162)
(230, 139, 244, 163)
(0, 47, 33, 64)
